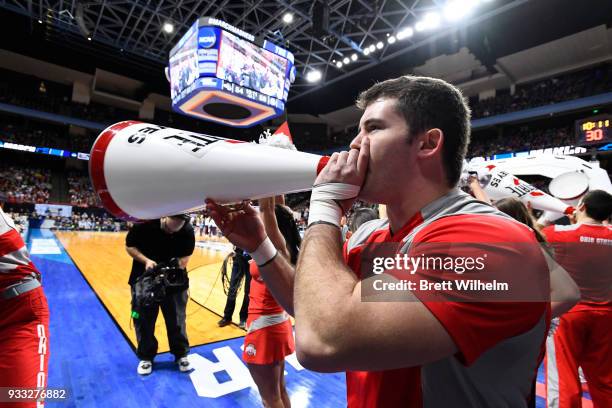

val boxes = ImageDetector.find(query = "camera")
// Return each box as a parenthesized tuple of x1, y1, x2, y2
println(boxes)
(132, 258, 188, 310)
(159, 258, 188, 287)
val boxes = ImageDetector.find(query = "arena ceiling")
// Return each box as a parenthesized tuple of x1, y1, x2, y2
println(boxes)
(0, 0, 611, 115)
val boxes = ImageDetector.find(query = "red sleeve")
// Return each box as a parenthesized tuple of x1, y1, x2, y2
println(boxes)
(345, 245, 364, 278)
(409, 215, 549, 365)
(542, 225, 557, 242)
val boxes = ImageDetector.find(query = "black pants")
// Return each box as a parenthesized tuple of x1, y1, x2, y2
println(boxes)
(131, 286, 189, 361)
(222, 255, 251, 322)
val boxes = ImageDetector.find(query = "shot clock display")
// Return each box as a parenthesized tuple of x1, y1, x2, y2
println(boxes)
(575, 115, 611, 145)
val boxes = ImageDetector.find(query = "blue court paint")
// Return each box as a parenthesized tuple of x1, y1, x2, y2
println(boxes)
(31, 229, 346, 407)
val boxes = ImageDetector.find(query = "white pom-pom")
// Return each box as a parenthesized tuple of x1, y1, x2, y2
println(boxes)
(258, 129, 296, 151)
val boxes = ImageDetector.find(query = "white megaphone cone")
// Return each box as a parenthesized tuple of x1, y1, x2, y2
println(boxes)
(89, 121, 329, 221)
(480, 164, 574, 216)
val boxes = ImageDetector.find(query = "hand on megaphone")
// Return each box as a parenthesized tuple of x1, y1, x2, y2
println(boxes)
(205, 199, 267, 253)
(308, 140, 370, 228)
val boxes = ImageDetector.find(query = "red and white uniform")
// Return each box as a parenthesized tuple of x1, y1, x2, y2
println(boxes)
(343, 189, 550, 407)
(242, 261, 294, 365)
(543, 223, 612, 408)
(0, 208, 49, 408)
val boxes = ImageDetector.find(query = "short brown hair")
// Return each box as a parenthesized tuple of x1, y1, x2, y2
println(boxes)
(495, 197, 547, 244)
(356, 75, 471, 186)
(581, 190, 612, 221)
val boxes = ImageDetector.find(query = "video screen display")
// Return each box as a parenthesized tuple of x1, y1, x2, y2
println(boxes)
(216, 30, 288, 101)
(169, 29, 199, 99)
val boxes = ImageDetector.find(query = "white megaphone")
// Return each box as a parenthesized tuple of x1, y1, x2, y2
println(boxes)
(89, 121, 329, 221)
(478, 164, 574, 218)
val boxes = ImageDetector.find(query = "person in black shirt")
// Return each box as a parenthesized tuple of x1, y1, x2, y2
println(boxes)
(218, 246, 251, 329)
(125, 214, 195, 376)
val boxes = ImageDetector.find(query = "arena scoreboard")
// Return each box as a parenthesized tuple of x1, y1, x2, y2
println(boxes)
(168, 17, 296, 128)
(575, 115, 612, 145)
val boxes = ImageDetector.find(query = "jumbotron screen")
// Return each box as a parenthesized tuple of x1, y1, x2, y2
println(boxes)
(169, 28, 199, 100)
(216, 30, 288, 101)
(168, 17, 295, 126)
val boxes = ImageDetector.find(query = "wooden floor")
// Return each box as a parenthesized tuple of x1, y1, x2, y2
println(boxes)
(55, 231, 247, 353)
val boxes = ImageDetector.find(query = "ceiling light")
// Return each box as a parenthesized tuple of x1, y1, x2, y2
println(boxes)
(343, 57, 350, 64)
(388, 36, 396, 44)
(363, 48, 370, 56)
(425, 12, 441, 26)
(376, 41, 384, 49)
(417, 12, 441, 31)
(444, 0, 479, 21)
(306, 70, 322, 82)
(163, 22, 174, 33)
(368, 44, 376, 52)
(282, 13, 294, 24)
(351, 53, 358, 61)
(336, 61, 343, 68)
(397, 27, 414, 40)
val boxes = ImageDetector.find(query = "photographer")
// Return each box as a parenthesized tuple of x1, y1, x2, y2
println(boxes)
(125, 214, 195, 376)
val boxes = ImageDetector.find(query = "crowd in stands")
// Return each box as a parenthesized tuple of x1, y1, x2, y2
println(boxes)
(323, 63, 610, 151)
(5, 207, 128, 232)
(54, 212, 126, 232)
(470, 64, 612, 118)
(0, 70, 132, 125)
(192, 214, 221, 238)
(468, 125, 575, 158)
(5, 210, 29, 233)
(0, 166, 51, 203)
(67, 172, 99, 207)
(0, 120, 96, 153)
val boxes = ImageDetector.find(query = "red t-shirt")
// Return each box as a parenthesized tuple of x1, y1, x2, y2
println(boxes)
(0, 209, 40, 288)
(344, 211, 549, 407)
(543, 223, 612, 311)
(248, 261, 285, 316)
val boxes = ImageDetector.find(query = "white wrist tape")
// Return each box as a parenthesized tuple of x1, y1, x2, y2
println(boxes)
(251, 237, 278, 267)
(308, 183, 360, 227)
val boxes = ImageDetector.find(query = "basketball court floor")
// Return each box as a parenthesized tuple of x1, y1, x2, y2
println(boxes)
(27, 228, 592, 407)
